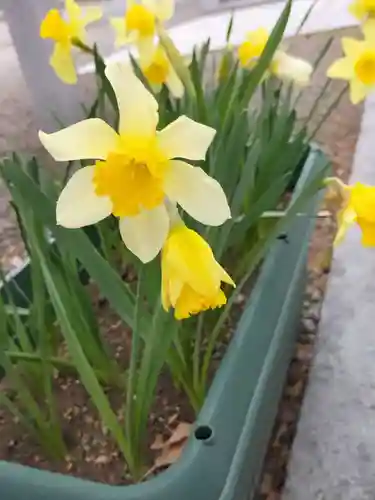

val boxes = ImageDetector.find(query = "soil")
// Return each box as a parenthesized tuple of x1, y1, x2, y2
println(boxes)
(0, 285, 196, 484)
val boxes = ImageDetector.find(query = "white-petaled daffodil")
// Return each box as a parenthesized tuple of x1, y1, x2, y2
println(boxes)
(238, 28, 313, 86)
(39, 63, 230, 263)
(140, 44, 184, 98)
(111, 0, 174, 61)
(327, 24, 375, 104)
(40, 0, 102, 84)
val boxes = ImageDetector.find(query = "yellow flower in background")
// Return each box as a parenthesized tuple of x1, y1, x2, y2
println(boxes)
(111, 0, 174, 60)
(238, 28, 312, 86)
(349, 0, 375, 21)
(238, 28, 269, 67)
(141, 44, 184, 98)
(161, 223, 235, 320)
(40, 0, 102, 84)
(331, 180, 375, 246)
(327, 25, 375, 104)
(39, 63, 230, 263)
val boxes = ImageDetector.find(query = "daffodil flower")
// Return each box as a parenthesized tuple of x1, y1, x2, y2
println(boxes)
(238, 28, 269, 68)
(329, 179, 375, 246)
(40, 0, 102, 84)
(111, 0, 174, 61)
(161, 222, 235, 319)
(39, 63, 230, 263)
(349, 0, 375, 22)
(327, 25, 375, 104)
(238, 28, 312, 86)
(141, 44, 184, 98)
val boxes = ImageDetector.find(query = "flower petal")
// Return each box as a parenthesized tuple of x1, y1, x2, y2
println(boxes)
(83, 6, 103, 24)
(334, 205, 356, 246)
(363, 20, 375, 44)
(119, 204, 169, 262)
(273, 52, 312, 86)
(50, 43, 77, 85)
(105, 62, 159, 137)
(342, 37, 365, 59)
(158, 116, 216, 160)
(143, 0, 174, 20)
(358, 220, 375, 246)
(327, 57, 353, 80)
(350, 79, 368, 104)
(136, 36, 156, 65)
(166, 68, 184, 98)
(65, 0, 81, 23)
(110, 17, 128, 47)
(39, 118, 118, 162)
(164, 160, 231, 226)
(57, 166, 112, 228)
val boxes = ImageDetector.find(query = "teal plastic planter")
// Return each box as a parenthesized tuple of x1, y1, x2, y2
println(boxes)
(0, 148, 327, 500)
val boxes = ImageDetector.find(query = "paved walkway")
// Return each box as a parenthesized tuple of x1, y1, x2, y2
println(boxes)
(283, 94, 375, 500)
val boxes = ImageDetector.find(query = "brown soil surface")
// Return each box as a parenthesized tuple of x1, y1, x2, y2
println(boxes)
(0, 283, 196, 484)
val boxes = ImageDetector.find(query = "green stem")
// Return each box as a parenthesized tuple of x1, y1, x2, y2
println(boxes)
(192, 314, 204, 400)
(72, 38, 95, 55)
(125, 268, 143, 475)
(5, 350, 73, 369)
(157, 23, 196, 100)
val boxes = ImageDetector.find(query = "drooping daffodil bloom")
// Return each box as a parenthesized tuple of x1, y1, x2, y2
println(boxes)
(111, 0, 174, 61)
(327, 25, 375, 104)
(349, 0, 375, 22)
(40, 0, 102, 84)
(141, 44, 184, 98)
(238, 28, 313, 87)
(39, 63, 230, 263)
(328, 178, 375, 246)
(162, 222, 235, 320)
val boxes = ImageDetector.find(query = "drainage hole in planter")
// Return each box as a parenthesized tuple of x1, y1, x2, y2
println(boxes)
(194, 425, 213, 443)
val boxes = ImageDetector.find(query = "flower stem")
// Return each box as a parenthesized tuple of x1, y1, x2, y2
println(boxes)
(157, 23, 196, 100)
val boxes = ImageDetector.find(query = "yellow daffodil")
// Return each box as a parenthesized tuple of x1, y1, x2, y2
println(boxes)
(39, 63, 230, 263)
(111, 0, 174, 60)
(161, 223, 235, 319)
(238, 28, 312, 86)
(141, 44, 184, 98)
(238, 28, 269, 67)
(349, 0, 375, 21)
(327, 25, 375, 104)
(330, 179, 375, 246)
(40, 0, 102, 84)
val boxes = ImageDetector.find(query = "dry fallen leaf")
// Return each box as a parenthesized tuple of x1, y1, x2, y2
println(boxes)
(150, 433, 164, 451)
(166, 422, 191, 447)
(154, 443, 183, 468)
(144, 422, 192, 480)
